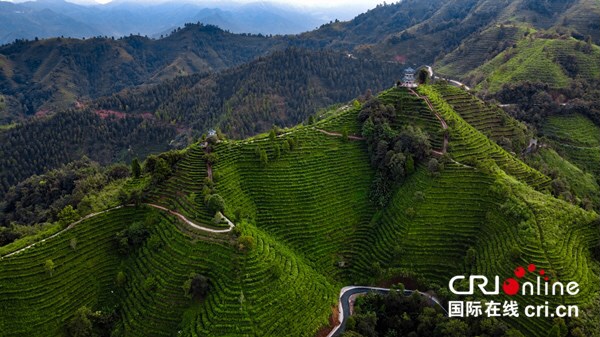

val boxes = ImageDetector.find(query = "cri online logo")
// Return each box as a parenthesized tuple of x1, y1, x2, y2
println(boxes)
(449, 264, 580, 296)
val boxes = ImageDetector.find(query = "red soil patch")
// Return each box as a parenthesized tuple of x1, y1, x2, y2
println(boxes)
(140, 112, 155, 120)
(35, 109, 51, 117)
(315, 305, 340, 337)
(95, 109, 126, 119)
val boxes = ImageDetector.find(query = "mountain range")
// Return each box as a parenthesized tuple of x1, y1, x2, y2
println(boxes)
(0, 0, 368, 44)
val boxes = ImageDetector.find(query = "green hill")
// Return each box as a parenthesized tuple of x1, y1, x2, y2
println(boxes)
(0, 85, 598, 336)
(541, 113, 600, 176)
(471, 37, 600, 93)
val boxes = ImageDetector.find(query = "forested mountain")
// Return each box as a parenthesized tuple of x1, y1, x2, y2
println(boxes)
(2, 0, 599, 120)
(0, 23, 282, 115)
(295, 0, 600, 65)
(1, 1, 600, 336)
(0, 0, 330, 44)
(0, 110, 176, 196)
(94, 48, 405, 138)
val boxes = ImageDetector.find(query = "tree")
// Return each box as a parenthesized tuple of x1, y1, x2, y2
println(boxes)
(237, 235, 255, 252)
(151, 157, 171, 184)
(44, 259, 55, 276)
(116, 271, 126, 287)
(417, 68, 429, 84)
(58, 205, 80, 226)
(427, 158, 440, 175)
(341, 128, 349, 142)
(131, 158, 141, 178)
(206, 194, 226, 214)
(67, 306, 93, 337)
(269, 128, 277, 141)
(183, 273, 211, 299)
(259, 149, 269, 167)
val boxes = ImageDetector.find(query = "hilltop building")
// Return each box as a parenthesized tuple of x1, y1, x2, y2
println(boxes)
(401, 67, 417, 88)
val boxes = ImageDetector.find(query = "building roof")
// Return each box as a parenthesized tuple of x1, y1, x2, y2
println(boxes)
(404, 67, 415, 73)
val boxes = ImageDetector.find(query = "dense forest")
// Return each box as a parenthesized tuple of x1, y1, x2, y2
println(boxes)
(0, 111, 176, 197)
(94, 48, 406, 138)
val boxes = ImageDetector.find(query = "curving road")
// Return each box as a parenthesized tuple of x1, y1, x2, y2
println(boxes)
(327, 286, 448, 337)
(1, 203, 235, 259)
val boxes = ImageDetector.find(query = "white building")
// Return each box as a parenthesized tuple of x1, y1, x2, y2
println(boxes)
(402, 67, 417, 88)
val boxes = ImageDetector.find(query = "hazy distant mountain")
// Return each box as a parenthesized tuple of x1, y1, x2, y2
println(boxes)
(0, 1, 101, 43)
(0, 0, 340, 44)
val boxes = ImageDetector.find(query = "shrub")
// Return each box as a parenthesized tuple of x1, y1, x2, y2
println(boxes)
(67, 306, 93, 337)
(183, 273, 211, 300)
(237, 235, 255, 252)
(143, 276, 157, 291)
(44, 259, 55, 276)
(206, 194, 226, 214)
(116, 271, 126, 287)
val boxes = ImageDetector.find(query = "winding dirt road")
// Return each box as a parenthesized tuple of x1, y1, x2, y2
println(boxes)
(1, 203, 235, 259)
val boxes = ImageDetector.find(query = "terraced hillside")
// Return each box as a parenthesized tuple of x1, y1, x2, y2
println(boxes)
(420, 85, 551, 190)
(542, 114, 600, 176)
(433, 85, 529, 153)
(0, 85, 598, 336)
(146, 145, 217, 227)
(472, 38, 600, 92)
(0, 206, 336, 337)
(436, 24, 533, 78)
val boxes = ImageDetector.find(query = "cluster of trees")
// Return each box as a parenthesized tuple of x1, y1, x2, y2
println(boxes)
(344, 287, 527, 337)
(66, 306, 119, 337)
(254, 130, 300, 167)
(359, 98, 431, 206)
(94, 48, 405, 139)
(114, 217, 156, 255)
(0, 158, 130, 246)
(143, 151, 183, 185)
(182, 273, 211, 300)
(493, 79, 600, 129)
(0, 110, 175, 197)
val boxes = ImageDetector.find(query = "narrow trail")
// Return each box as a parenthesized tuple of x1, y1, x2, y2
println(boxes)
(1, 206, 126, 259)
(326, 286, 448, 337)
(408, 88, 475, 169)
(146, 203, 234, 233)
(1, 204, 235, 259)
(203, 145, 213, 181)
(408, 88, 448, 155)
(315, 128, 365, 140)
